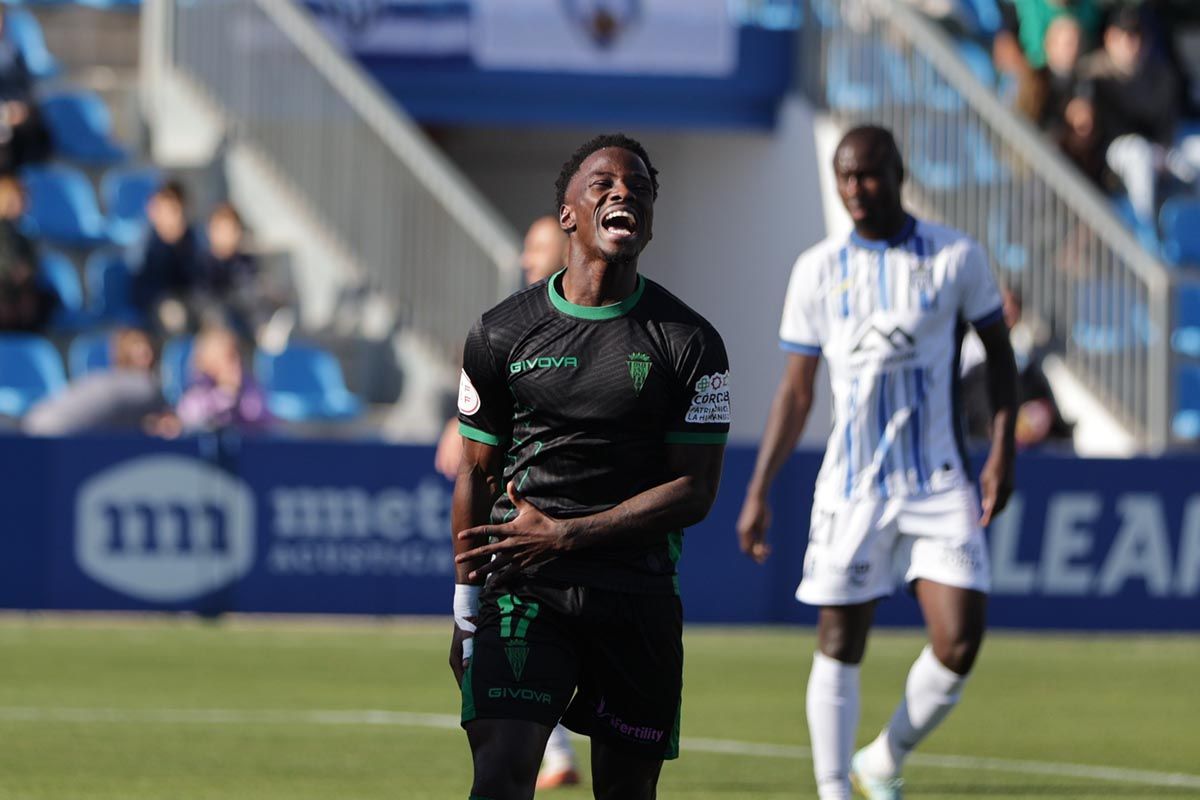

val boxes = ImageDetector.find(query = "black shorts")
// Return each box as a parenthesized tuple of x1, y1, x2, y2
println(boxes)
(460, 581, 683, 761)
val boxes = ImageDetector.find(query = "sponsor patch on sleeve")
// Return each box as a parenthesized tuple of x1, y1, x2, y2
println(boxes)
(686, 370, 731, 424)
(457, 369, 481, 415)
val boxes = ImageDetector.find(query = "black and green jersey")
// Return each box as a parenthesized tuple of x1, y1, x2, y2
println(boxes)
(457, 269, 731, 594)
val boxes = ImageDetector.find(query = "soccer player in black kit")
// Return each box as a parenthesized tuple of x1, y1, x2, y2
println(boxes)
(449, 134, 731, 800)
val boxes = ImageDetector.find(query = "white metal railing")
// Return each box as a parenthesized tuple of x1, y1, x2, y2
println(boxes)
(147, 0, 520, 356)
(801, 0, 1193, 450)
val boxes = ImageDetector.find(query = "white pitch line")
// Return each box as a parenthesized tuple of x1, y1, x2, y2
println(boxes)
(1, 707, 1198, 790)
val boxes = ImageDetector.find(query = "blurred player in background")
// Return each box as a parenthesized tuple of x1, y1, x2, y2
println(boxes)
(435, 214, 582, 789)
(737, 126, 1018, 800)
(451, 134, 730, 800)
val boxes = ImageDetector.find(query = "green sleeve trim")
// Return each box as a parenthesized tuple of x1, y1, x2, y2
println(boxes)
(459, 423, 504, 446)
(664, 431, 728, 445)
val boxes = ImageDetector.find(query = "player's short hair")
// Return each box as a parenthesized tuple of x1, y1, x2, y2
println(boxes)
(554, 133, 659, 211)
(837, 124, 904, 178)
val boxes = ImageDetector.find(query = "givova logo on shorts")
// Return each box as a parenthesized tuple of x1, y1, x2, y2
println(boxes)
(75, 455, 256, 603)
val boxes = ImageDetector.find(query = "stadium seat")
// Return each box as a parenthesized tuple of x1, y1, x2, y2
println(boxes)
(915, 41, 996, 113)
(67, 330, 113, 379)
(1071, 279, 1155, 354)
(1174, 365, 1200, 440)
(1159, 197, 1200, 267)
(84, 248, 139, 323)
(0, 334, 67, 416)
(986, 206, 1028, 273)
(825, 35, 911, 112)
(37, 248, 89, 329)
(4, 8, 60, 78)
(160, 335, 193, 405)
(909, 119, 1006, 191)
(101, 166, 159, 246)
(956, 0, 1003, 37)
(40, 90, 129, 166)
(22, 165, 113, 246)
(1112, 193, 1162, 257)
(255, 343, 363, 421)
(1173, 285, 1200, 358)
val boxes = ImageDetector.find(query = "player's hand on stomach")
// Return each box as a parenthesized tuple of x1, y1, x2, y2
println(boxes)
(456, 482, 568, 583)
(736, 493, 772, 564)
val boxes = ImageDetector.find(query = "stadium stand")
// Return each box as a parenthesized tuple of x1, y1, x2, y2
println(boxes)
(1159, 197, 1200, 268)
(22, 164, 112, 246)
(1174, 284, 1200, 358)
(0, 333, 66, 416)
(100, 165, 159, 245)
(1174, 364, 1200, 439)
(255, 342, 363, 422)
(84, 248, 137, 323)
(40, 89, 129, 165)
(66, 328, 112, 378)
(159, 334, 193, 405)
(37, 247, 83, 325)
(4, 7, 59, 78)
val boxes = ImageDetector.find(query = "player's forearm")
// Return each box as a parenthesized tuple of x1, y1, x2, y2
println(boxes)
(559, 466, 723, 551)
(747, 380, 812, 499)
(451, 464, 502, 584)
(984, 346, 1018, 464)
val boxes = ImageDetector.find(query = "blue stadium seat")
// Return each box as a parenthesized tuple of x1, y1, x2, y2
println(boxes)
(1071, 279, 1155, 354)
(1159, 197, 1200, 267)
(22, 165, 113, 246)
(956, 0, 1003, 37)
(1174, 366, 1200, 440)
(0, 334, 67, 416)
(986, 206, 1028, 273)
(255, 343, 363, 421)
(1112, 193, 1162, 257)
(4, 8, 60, 78)
(916, 41, 997, 113)
(160, 335, 194, 405)
(825, 36, 911, 111)
(37, 248, 89, 329)
(909, 119, 1006, 191)
(67, 330, 113, 379)
(101, 166, 159, 246)
(84, 248, 139, 323)
(40, 90, 128, 166)
(1173, 285, 1200, 358)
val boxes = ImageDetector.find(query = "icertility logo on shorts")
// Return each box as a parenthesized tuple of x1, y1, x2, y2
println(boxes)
(509, 356, 579, 374)
(594, 697, 665, 743)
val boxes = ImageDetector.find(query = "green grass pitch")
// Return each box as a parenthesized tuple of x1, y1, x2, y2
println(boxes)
(0, 616, 1197, 799)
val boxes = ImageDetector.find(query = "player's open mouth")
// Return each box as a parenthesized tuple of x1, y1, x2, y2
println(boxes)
(600, 207, 639, 239)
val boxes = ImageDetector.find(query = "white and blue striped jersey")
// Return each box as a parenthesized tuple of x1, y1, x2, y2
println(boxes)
(779, 216, 1003, 504)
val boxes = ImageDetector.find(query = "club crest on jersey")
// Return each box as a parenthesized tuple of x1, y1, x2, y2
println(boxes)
(562, 0, 641, 48)
(627, 352, 651, 395)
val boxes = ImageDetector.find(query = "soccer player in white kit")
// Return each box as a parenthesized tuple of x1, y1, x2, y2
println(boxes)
(737, 126, 1018, 800)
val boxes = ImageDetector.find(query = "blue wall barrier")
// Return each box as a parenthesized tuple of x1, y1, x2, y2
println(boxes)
(0, 434, 1196, 630)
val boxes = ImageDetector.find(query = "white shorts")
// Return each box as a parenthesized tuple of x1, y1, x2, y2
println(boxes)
(795, 486, 991, 607)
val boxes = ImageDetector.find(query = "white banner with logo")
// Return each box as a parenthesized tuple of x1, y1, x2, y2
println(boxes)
(471, 0, 737, 76)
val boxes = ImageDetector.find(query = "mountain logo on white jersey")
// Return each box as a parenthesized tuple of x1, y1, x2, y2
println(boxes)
(851, 325, 915, 354)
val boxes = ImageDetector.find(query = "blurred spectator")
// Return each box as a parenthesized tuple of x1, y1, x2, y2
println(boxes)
(997, 0, 1101, 71)
(131, 180, 198, 333)
(175, 324, 272, 434)
(0, 173, 54, 331)
(1072, 7, 1190, 225)
(23, 328, 166, 436)
(193, 202, 280, 339)
(0, 8, 50, 171)
(434, 215, 566, 479)
(961, 286, 1073, 449)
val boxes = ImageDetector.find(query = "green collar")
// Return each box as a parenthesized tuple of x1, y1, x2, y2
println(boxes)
(547, 269, 645, 320)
